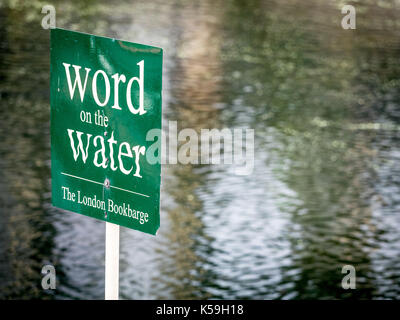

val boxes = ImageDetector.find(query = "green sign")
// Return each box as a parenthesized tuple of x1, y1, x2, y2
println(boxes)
(50, 28, 162, 235)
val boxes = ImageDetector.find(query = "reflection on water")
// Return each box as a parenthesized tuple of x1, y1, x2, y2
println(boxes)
(1, 0, 400, 299)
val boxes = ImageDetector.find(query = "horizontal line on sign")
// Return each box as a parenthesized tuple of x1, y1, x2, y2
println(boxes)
(61, 172, 103, 186)
(60, 172, 150, 198)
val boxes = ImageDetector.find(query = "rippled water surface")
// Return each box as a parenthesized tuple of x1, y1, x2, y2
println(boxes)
(1, 0, 400, 299)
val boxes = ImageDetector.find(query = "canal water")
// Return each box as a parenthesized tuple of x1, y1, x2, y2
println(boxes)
(1, 0, 400, 299)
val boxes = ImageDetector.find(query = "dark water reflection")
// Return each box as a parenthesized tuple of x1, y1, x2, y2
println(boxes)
(1, 0, 400, 299)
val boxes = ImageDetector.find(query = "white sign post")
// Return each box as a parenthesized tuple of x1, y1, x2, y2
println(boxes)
(105, 222, 120, 300)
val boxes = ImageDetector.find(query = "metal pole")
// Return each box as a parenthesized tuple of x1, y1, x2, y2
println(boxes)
(105, 222, 120, 300)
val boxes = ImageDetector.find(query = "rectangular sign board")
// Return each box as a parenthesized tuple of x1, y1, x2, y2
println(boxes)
(50, 28, 162, 235)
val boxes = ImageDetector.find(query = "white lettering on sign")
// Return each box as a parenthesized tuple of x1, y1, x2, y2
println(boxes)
(62, 61, 147, 115)
(67, 129, 146, 178)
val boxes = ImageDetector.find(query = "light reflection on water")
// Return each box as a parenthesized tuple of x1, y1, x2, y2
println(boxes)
(1, 0, 400, 299)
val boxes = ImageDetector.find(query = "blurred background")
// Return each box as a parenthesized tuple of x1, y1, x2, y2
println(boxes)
(1, 0, 400, 299)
